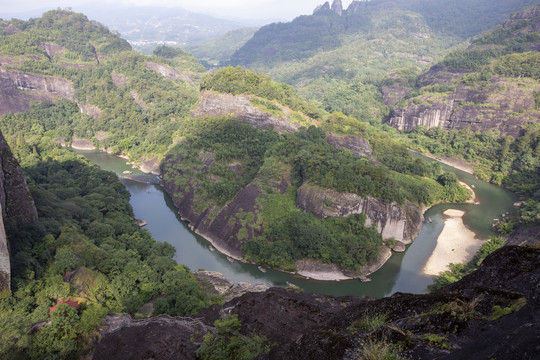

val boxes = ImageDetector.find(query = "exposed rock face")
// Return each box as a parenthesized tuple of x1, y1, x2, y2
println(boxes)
(295, 259, 351, 280)
(0, 69, 75, 116)
(161, 150, 265, 257)
(195, 90, 301, 134)
(92, 314, 211, 360)
(199, 287, 353, 359)
(70, 136, 95, 150)
(0, 130, 38, 291)
(388, 74, 539, 137)
(39, 43, 65, 57)
(197, 91, 375, 160)
(331, 0, 343, 15)
(111, 72, 128, 87)
(145, 61, 195, 86)
(0, 207, 8, 293)
(3, 24, 21, 35)
(346, 0, 366, 15)
(314, 1, 331, 14)
(296, 184, 424, 245)
(325, 133, 373, 159)
(77, 102, 101, 120)
(139, 156, 160, 175)
(381, 83, 411, 107)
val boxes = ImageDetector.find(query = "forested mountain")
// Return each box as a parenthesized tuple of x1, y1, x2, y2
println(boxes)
(385, 6, 539, 225)
(0, 10, 205, 163)
(0, 9, 473, 278)
(227, 0, 537, 124)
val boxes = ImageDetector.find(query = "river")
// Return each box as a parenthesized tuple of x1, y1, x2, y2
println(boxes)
(73, 149, 517, 298)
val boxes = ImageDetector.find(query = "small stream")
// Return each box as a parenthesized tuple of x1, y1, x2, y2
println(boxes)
(74, 149, 517, 297)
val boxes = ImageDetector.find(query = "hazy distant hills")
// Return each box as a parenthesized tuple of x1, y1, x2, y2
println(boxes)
(1, 4, 256, 52)
(231, 0, 538, 68)
(78, 5, 248, 45)
(183, 27, 259, 67)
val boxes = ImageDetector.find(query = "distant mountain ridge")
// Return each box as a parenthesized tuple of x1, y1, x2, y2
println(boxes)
(231, 0, 538, 68)
(77, 5, 247, 45)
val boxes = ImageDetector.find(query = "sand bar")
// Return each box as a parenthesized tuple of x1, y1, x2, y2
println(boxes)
(423, 209, 485, 276)
(409, 149, 474, 174)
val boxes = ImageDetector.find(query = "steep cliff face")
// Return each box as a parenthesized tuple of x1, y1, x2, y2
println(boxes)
(195, 90, 302, 134)
(0, 69, 75, 116)
(387, 74, 539, 137)
(161, 149, 269, 258)
(0, 130, 38, 291)
(296, 184, 424, 247)
(387, 6, 540, 137)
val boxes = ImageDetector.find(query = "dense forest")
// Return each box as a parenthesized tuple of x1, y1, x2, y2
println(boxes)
(0, 10, 205, 161)
(0, 136, 219, 359)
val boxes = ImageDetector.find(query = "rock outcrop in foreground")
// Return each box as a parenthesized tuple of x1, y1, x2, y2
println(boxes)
(92, 245, 540, 359)
(0, 130, 38, 291)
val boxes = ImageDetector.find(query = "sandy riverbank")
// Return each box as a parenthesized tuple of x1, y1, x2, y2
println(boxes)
(410, 150, 474, 175)
(459, 181, 477, 204)
(423, 209, 485, 276)
(70, 137, 96, 150)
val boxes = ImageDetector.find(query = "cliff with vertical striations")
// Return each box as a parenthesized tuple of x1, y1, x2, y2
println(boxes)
(0, 130, 38, 291)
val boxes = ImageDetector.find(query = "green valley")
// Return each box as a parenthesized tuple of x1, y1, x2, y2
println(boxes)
(0, 1, 538, 359)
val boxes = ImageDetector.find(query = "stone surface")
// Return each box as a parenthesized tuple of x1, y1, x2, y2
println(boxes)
(92, 315, 211, 360)
(296, 184, 424, 244)
(325, 133, 373, 159)
(145, 61, 195, 86)
(0, 69, 74, 116)
(195, 90, 301, 134)
(92, 245, 540, 360)
(194, 270, 269, 302)
(0, 130, 38, 291)
(388, 75, 539, 138)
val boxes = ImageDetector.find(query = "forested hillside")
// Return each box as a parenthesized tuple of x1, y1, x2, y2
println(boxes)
(385, 6, 539, 229)
(0, 137, 217, 359)
(161, 66, 470, 274)
(227, 0, 536, 124)
(0, 10, 205, 162)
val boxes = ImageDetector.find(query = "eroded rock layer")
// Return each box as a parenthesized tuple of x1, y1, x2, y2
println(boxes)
(0, 130, 38, 291)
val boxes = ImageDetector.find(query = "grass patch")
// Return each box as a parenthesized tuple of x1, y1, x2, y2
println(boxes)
(419, 333, 452, 350)
(349, 313, 389, 331)
(491, 297, 527, 320)
(351, 339, 405, 360)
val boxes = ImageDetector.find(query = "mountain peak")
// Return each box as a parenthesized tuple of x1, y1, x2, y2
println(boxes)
(331, 0, 343, 16)
(313, 1, 330, 14)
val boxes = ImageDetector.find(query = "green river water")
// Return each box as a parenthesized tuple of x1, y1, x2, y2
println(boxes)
(74, 149, 517, 298)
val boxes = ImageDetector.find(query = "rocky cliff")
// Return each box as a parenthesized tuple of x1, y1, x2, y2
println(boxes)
(387, 73, 539, 137)
(0, 130, 38, 291)
(196, 90, 375, 159)
(296, 184, 424, 249)
(161, 158, 268, 258)
(0, 69, 75, 116)
(195, 90, 302, 134)
(387, 6, 540, 137)
(92, 245, 540, 360)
